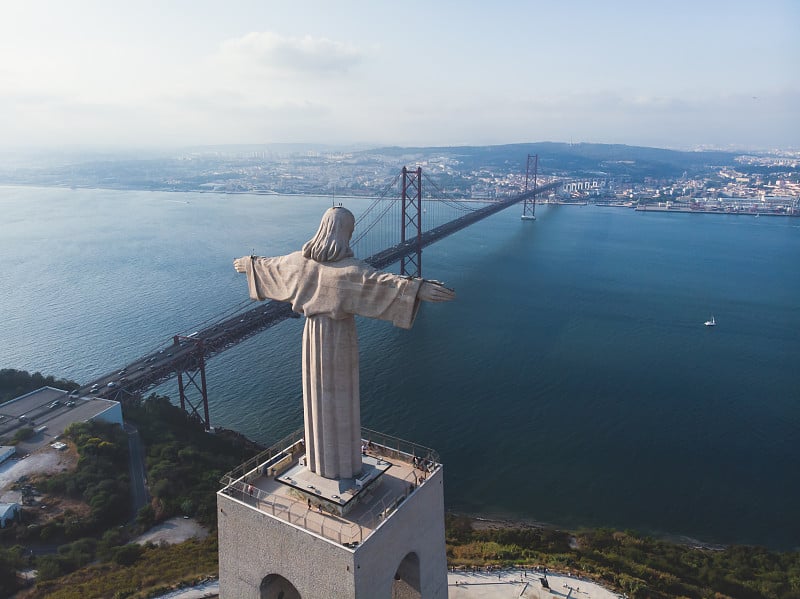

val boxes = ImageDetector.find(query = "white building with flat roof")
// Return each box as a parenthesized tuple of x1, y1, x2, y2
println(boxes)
(0, 387, 123, 454)
(0, 446, 15, 464)
(0, 502, 20, 528)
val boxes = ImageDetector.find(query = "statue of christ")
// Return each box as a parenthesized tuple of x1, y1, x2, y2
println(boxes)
(234, 206, 455, 480)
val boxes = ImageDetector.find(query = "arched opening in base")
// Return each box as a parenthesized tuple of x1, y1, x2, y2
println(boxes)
(392, 551, 421, 599)
(260, 573, 301, 599)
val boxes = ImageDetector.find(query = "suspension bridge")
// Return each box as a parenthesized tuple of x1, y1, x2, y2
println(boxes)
(80, 161, 558, 427)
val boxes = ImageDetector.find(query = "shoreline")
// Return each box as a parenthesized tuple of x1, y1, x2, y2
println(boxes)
(204, 429, 780, 553)
(454, 513, 732, 552)
(3, 183, 796, 217)
(634, 205, 797, 217)
(0, 182, 385, 201)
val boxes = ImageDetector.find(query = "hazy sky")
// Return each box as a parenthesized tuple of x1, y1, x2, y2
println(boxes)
(1, 0, 798, 150)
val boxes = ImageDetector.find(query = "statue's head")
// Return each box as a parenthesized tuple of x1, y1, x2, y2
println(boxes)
(302, 206, 355, 263)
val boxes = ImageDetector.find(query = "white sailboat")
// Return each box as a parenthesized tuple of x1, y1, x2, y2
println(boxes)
(704, 315, 716, 327)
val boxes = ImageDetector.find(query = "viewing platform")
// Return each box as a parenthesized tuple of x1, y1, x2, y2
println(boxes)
(219, 428, 440, 548)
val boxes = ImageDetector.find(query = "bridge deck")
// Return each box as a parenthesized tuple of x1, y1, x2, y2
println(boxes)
(85, 182, 559, 404)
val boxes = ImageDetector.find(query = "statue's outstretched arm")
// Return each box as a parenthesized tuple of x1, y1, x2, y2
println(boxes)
(418, 280, 456, 303)
(233, 257, 249, 273)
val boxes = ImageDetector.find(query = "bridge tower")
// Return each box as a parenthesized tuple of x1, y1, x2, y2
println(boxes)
(173, 335, 211, 430)
(521, 154, 538, 221)
(400, 166, 423, 277)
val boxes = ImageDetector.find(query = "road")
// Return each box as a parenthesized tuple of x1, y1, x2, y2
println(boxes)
(125, 422, 150, 520)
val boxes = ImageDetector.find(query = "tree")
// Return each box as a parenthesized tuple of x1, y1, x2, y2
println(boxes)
(0, 368, 78, 404)
(136, 504, 155, 529)
(12, 426, 35, 443)
(113, 543, 143, 566)
(0, 546, 25, 595)
(35, 555, 64, 581)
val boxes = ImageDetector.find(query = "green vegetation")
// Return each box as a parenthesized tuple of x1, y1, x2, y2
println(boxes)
(445, 515, 800, 599)
(11, 426, 35, 444)
(6, 369, 796, 598)
(125, 394, 262, 529)
(18, 391, 258, 596)
(23, 536, 219, 599)
(0, 384, 260, 597)
(0, 545, 27, 596)
(1, 419, 130, 547)
(0, 418, 130, 595)
(0, 420, 130, 595)
(38, 421, 130, 536)
(0, 368, 78, 404)
(25, 510, 798, 599)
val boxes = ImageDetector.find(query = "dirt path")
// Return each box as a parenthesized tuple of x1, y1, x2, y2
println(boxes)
(134, 517, 210, 545)
(0, 447, 76, 494)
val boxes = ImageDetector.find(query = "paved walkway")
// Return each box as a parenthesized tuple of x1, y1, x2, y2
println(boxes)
(447, 568, 622, 599)
(150, 580, 218, 598)
(149, 569, 622, 598)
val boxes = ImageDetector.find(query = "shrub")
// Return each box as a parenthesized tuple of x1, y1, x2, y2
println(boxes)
(13, 426, 35, 443)
(113, 544, 143, 566)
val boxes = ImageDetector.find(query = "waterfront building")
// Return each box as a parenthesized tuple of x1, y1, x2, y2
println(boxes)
(0, 386, 122, 455)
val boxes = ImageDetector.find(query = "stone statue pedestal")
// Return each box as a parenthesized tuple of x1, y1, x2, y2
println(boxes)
(218, 431, 448, 598)
(275, 453, 392, 517)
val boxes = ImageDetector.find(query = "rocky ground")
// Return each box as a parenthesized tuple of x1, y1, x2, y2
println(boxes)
(0, 446, 76, 500)
(134, 516, 210, 546)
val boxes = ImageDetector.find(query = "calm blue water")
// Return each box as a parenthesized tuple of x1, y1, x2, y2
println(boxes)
(2, 186, 798, 550)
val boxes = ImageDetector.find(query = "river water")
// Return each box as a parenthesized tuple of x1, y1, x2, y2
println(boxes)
(2, 186, 798, 549)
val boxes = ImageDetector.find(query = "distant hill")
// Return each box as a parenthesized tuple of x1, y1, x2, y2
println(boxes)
(0, 141, 759, 191)
(363, 142, 741, 180)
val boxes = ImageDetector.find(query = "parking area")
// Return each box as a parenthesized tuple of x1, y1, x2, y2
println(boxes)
(0, 387, 122, 454)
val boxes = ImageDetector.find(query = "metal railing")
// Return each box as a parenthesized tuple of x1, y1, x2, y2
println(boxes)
(219, 428, 441, 546)
(360, 427, 439, 467)
(221, 480, 364, 545)
(219, 428, 305, 487)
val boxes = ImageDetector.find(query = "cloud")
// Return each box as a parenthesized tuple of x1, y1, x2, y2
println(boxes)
(217, 31, 363, 75)
(362, 89, 800, 149)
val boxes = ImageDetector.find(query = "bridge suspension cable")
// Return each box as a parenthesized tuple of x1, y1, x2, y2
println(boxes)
(351, 171, 403, 247)
(87, 166, 558, 429)
(421, 172, 476, 213)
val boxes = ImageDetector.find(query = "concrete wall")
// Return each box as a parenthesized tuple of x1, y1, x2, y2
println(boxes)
(354, 466, 448, 598)
(0, 503, 20, 528)
(0, 446, 15, 464)
(218, 492, 356, 598)
(218, 467, 448, 599)
(90, 400, 123, 426)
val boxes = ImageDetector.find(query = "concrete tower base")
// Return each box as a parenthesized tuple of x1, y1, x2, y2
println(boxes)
(218, 432, 448, 599)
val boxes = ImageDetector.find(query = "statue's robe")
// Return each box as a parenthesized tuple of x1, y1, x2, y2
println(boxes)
(244, 251, 423, 479)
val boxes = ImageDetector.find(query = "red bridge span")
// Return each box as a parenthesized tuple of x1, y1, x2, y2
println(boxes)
(81, 165, 558, 428)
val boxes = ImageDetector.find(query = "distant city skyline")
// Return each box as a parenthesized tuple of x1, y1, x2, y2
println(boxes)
(1, 0, 798, 151)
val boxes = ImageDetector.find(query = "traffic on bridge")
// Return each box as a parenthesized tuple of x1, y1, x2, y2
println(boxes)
(81, 167, 557, 428)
